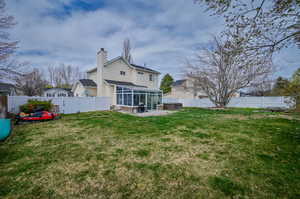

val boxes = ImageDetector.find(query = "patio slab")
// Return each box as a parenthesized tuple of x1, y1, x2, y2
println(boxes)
(119, 110, 176, 117)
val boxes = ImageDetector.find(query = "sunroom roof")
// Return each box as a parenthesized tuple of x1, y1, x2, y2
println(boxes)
(116, 85, 162, 92)
(105, 79, 146, 88)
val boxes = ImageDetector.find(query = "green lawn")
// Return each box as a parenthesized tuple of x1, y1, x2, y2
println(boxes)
(1, 108, 300, 198)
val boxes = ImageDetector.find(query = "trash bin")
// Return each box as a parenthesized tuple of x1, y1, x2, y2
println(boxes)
(0, 119, 11, 141)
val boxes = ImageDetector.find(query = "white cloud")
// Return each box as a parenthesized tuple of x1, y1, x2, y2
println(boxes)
(5, 0, 300, 80)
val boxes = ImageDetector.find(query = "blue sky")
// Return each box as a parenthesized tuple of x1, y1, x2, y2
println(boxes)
(6, 0, 300, 80)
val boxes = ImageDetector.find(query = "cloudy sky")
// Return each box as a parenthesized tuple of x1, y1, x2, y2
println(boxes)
(6, 0, 300, 80)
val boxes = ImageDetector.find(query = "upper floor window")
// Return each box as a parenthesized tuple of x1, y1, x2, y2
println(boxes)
(120, 71, 126, 76)
(149, 74, 153, 81)
(138, 71, 144, 75)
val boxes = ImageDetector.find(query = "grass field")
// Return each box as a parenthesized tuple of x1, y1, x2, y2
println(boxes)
(0, 108, 299, 198)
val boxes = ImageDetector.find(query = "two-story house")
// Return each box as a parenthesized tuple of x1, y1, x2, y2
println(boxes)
(72, 48, 162, 111)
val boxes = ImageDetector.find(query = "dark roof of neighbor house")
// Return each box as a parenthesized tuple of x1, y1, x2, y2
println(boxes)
(44, 88, 72, 92)
(105, 79, 147, 88)
(172, 79, 186, 87)
(0, 82, 15, 92)
(79, 79, 97, 87)
(130, 63, 160, 74)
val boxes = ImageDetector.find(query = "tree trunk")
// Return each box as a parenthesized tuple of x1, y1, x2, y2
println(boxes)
(296, 98, 300, 112)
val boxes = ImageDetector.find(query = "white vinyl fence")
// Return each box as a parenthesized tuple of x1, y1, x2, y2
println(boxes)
(163, 96, 291, 108)
(8, 96, 111, 114)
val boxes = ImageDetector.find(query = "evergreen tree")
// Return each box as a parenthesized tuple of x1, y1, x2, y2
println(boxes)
(272, 77, 290, 96)
(291, 68, 300, 84)
(160, 74, 174, 94)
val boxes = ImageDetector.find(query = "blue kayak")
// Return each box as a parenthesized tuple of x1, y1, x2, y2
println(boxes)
(0, 119, 11, 141)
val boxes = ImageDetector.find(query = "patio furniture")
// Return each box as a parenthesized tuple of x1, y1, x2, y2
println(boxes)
(138, 103, 145, 113)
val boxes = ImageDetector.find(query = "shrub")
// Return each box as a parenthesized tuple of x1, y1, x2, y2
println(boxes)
(20, 100, 53, 113)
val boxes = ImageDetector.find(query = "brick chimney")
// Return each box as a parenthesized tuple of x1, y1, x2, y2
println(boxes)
(96, 48, 107, 96)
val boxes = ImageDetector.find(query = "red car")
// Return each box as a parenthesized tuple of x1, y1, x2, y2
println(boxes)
(16, 111, 60, 124)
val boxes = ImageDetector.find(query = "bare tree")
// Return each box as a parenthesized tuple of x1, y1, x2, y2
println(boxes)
(15, 69, 48, 96)
(195, 0, 300, 53)
(247, 79, 274, 96)
(47, 64, 83, 88)
(0, 0, 18, 77)
(47, 65, 56, 87)
(186, 37, 273, 107)
(122, 38, 133, 63)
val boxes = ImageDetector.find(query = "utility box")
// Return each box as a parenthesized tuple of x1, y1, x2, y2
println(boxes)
(163, 103, 182, 110)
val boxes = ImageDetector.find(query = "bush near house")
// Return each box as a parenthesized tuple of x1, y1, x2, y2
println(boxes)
(20, 100, 53, 113)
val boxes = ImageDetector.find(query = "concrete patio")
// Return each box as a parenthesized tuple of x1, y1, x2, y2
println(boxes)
(118, 110, 176, 117)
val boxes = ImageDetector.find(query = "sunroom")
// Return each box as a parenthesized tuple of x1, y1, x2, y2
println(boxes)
(115, 86, 163, 111)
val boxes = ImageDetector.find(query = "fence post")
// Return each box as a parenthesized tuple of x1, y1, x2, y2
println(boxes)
(0, 96, 8, 118)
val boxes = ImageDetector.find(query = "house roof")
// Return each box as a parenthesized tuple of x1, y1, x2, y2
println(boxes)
(79, 79, 97, 87)
(105, 79, 147, 88)
(172, 79, 186, 87)
(86, 56, 160, 74)
(44, 88, 72, 92)
(0, 82, 15, 92)
(130, 64, 160, 74)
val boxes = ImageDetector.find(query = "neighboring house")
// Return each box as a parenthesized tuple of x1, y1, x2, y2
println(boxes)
(164, 79, 240, 99)
(72, 48, 162, 111)
(73, 79, 97, 97)
(43, 88, 73, 97)
(0, 83, 18, 96)
(164, 79, 207, 99)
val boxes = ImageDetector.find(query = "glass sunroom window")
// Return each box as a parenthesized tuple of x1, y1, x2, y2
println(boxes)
(116, 86, 162, 109)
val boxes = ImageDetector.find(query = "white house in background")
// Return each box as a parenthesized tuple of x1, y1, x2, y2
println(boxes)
(0, 83, 18, 96)
(72, 48, 162, 111)
(164, 79, 240, 99)
(43, 88, 73, 97)
(164, 79, 208, 99)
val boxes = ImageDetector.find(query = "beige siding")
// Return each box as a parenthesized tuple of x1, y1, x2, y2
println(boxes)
(134, 70, 159, 89)
(102, 84, 114, 98)
(89, 60, 159, 90)
(103, 60, 135, 83)
(166, 86, 196, 99)
(73, 83, 97, 97)
(81, 58, 160, 100)
(87, 71, 97, 82)
(87, 88, 97, 96)
(166, 79, 208, 99)
(166, 78, 239, 99)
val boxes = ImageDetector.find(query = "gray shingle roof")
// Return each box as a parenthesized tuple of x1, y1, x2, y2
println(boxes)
(79, 79, 97, 87)
(105, 79, 146, 88)
(131, 64, 160, 74)
(86, 57, 160, 74)
(172, 79, 186, 86)
(0, 83, 15, 92)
